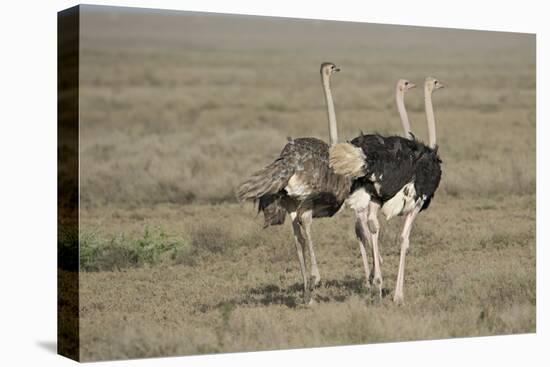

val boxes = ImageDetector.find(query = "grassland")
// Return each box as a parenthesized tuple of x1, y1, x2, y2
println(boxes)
(75, 6, 535, 361)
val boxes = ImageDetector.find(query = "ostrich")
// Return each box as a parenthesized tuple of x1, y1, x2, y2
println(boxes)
(330, 76, 443, 303)
(355, 78, 416, 292)
(237, 62, 351, 304)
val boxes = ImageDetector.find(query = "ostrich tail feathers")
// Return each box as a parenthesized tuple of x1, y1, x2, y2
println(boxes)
(237, 159, 290, 227)
(329, 143, 366, 179)
(236, 158, 290, 202)
(258, 195, 286, 227)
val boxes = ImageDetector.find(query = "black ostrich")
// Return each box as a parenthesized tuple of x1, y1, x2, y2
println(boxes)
(329, 76, 444, 304)
(237, 63, 351, 304)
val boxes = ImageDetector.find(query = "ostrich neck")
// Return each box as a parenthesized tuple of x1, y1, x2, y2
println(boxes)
(322, 74, 338, 145)
(424, 87, 436, 148)
(396, 88, 411, 139)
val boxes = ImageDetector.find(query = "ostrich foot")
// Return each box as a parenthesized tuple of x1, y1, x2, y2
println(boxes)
(364, 279, 372, 290)
(303, 287, 313, 305)
(311, 267, 321, 287)
(393, 291, 405, 305)
(373, 275, 383, 300)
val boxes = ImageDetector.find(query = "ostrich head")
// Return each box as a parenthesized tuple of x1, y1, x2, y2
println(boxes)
(397, 79, 416, 92)
(425, 76, 444, 93)
(320, 62, 341, 77)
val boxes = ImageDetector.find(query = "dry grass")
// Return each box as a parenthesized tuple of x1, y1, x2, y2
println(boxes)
(78, 197, 535, 361)
(75, 5, 535, 362)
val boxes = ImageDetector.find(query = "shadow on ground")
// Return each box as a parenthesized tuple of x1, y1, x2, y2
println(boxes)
(197, 276, 392, 312)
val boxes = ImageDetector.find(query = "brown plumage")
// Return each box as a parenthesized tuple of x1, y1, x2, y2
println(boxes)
(236, 63, 347, 304)
(237, 137, 351, 224)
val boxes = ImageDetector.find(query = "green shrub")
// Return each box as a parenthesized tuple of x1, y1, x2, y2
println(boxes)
(80, 228, 193, 271)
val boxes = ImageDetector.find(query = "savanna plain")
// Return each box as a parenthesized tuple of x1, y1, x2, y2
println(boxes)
(72, 7, 535, 361)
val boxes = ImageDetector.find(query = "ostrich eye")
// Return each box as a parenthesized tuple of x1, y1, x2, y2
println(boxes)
(434, 81, 438, 85)
(405, 82, 409, 85)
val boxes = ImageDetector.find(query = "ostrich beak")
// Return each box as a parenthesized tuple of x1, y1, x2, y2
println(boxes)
(408, 83, 416, 89)
(334, 68, 341, 72)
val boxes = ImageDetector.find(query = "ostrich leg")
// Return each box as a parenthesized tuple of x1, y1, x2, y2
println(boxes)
(393, 204, 422, 304)
(290, 212, 311, 304)
(367, 201, 383, 298)
(355, 209, 372, 288)
(301, 210, 321, 286)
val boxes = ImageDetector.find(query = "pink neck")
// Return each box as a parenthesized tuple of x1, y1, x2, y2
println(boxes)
(424, 86, 436, 148)
(396, 87, 411, 139)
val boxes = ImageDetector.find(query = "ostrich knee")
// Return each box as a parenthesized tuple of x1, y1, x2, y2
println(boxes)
(367, 219, 378, 234)
(400, 235, 410, 253)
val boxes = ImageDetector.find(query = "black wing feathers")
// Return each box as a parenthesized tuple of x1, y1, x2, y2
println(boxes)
(350, 134, 441, 206)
